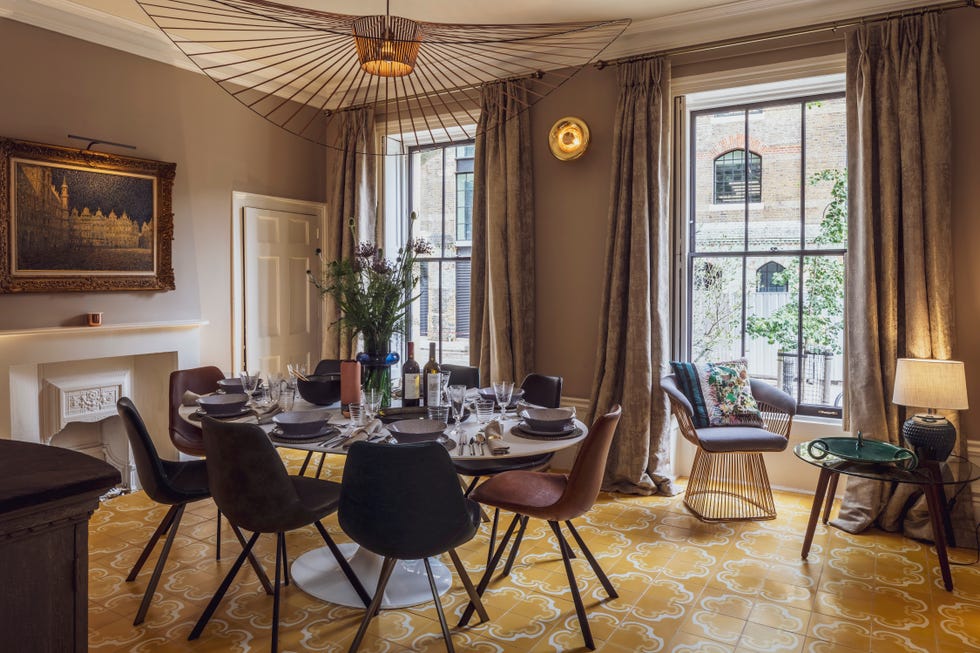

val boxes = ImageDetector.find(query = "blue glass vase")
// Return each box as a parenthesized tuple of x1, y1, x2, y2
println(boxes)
(356, 349, 400, 408)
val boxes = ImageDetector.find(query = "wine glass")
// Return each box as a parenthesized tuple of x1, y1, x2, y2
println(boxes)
(239, 370, 261, 407)
(364, 388, 383, 422)
(493, 380, 514, 418)
(439, 372, 452, 406)
(448, 384, 467, 439)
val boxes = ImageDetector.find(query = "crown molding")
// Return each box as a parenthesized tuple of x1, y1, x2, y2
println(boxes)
(602, 0, 952, 59)
(2, 0, 956, 73)
(0, 0, 197, 73)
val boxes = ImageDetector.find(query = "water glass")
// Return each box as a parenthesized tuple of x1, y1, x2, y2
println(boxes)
(475, 399, 495, 426)
(240, 370, 262, 406)
(348, 402, 365, 427)
(427, 405, 449, 423)
(364, 388, 383, 420)
(279, 381, 295, 411)
(267, 375, 283, 406)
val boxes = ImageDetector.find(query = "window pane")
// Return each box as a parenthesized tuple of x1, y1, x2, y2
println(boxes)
(746, 255, 798, 386)
(747, 102, 801, 252)
(407, 259, 470, 366)
(690, 257, 744, 362)
(800, 254, 845, 407)
(804, 97, 847, 249)
(692, 112, 746, 252)
(411, 148, 447, 256)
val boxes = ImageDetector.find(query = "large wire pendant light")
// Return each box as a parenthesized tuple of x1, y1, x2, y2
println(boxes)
(135, 0, 630, 152)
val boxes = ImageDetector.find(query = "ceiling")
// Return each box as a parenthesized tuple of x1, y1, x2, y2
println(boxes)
(2, 0, 951, 71)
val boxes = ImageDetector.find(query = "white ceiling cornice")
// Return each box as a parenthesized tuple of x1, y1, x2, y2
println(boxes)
(0, 0, 197, 72)
(0, 0, 957, 72)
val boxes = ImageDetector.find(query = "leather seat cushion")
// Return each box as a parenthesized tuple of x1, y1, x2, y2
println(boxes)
(695, 426, 788, 453)
(470, 470, 567, 521)
(453, 453, 553, 476)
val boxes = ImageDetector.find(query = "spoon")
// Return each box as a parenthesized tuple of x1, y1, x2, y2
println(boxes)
(475, 432, 487, 456)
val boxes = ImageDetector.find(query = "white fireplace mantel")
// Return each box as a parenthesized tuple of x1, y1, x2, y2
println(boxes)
(0, 320, 208, 448)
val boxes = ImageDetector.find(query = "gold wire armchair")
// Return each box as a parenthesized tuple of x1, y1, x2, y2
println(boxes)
(662, 374, 796, 522)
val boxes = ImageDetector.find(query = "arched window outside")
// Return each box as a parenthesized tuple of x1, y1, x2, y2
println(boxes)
(714, 149, 762, 203)
(757, 261, 787, 292)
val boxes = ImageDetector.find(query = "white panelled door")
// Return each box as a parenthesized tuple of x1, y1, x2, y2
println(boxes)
(242, 206, 321, 375)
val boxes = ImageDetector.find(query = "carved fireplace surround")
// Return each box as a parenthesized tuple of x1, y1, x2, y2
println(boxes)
(0, 321, 206, 488)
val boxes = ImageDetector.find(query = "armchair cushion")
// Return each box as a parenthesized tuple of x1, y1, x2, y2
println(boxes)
(670, 359, 764, 428)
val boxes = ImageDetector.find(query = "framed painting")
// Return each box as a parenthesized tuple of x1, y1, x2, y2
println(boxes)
(0, 138, 175, 293)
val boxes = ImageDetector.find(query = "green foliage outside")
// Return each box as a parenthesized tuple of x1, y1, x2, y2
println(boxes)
(745, 169, 847, 354)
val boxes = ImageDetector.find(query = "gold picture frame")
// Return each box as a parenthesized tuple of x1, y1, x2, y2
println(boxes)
(0, 138, 175, 293)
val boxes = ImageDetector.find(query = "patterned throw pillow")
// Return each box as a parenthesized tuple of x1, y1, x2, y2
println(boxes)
(670, 359, 764, 428)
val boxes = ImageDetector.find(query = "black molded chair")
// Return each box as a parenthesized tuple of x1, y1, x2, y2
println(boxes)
(662, 374, 796, 521)
(442, 363, 480, 388)
(340, 441, 489, 653)
(453, 372, 564, 564)
(189, 418, 370, 653)
(459, 406, 622, 650)
(117, 397, 271, 626)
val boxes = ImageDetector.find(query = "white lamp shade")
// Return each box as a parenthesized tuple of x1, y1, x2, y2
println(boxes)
(892, 358, 969, 410)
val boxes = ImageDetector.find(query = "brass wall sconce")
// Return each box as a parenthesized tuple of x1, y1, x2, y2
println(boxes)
(548, 116, 590, 160)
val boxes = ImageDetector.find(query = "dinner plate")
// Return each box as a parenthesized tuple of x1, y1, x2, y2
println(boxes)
(378, 406, 470, 424)
(517, 421, 576, 437)
(194, 406, 252, 419)
(387, 419, 447, 437)
(511, 424, 583, 441)
(270, 424, 340, 442)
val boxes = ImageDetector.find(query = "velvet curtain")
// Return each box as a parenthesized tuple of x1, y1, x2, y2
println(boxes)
(470, 80, 535, 384)
(322, 107, 377, 360)
(588, 58, 677, 496)
(833, 14, 973, 542)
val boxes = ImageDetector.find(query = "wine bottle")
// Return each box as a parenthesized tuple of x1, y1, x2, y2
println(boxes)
(422, 342, 441, 407)
(401, 342, 421, 407)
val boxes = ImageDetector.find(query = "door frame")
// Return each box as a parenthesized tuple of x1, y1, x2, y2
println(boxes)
(230, 191, 327, 373)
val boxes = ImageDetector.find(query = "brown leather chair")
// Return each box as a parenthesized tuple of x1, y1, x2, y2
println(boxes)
(662, 374, 796, 522)
(168, 366, 226, 556)
(458, 405, 622, 651)
(169, 366, 225, 457)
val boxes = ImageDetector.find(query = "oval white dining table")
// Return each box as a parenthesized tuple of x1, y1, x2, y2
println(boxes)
(179, 398, 588, 609)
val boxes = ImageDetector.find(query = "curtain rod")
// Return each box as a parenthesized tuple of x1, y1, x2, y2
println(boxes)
(595, 0, 976, 69)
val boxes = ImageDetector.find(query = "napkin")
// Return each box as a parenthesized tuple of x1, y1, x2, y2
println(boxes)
(343, 418, 384, 448)
(484, 419, 509, 455)
(182, 390, 202, 407)
(254, 404, 282, 425)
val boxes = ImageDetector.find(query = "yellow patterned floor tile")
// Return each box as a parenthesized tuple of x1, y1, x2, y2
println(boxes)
(736, 622, 805, 652)
(806, 612, 871, 650)
(681, 609, 746, 645)
(745, 601, 809, 633)
(666, 631, 735, 652)
(696, 588, 754, 621)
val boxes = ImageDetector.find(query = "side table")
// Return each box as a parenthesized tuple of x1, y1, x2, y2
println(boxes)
(795, 442, 980, 591)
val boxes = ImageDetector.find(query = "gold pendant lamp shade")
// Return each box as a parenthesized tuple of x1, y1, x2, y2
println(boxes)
(354, 15, 421, 78)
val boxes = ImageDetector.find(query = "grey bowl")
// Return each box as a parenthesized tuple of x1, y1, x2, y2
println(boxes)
(273, 411, 328, 435)
(387, 418, 446, 443)
(197, 393, 248, 416)
(520, 407, 575, 432)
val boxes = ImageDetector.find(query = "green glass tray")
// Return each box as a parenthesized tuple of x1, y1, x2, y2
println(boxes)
(808, 436, 918, 470)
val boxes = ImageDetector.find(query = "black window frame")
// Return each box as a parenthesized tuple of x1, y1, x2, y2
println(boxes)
(714, 149, 762, 204)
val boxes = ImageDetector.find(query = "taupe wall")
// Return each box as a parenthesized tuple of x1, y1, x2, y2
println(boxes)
(530, 10, 980, 447)
(0, 19, 325, 373)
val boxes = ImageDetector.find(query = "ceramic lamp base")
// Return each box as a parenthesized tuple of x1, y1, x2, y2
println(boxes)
(902, 414, 956, 461)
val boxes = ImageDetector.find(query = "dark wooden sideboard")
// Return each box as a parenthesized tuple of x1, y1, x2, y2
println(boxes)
(0, 440, 121, 652)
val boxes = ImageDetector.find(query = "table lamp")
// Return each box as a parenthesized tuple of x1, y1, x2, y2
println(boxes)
(892, 358, 969, 461)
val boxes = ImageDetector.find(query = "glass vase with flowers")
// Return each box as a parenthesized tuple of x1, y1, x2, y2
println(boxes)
(308, 214, 431, 407)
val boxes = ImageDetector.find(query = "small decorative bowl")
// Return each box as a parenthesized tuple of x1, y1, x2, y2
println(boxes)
(197, 393, 249, 416)
(273, 411, 328, 435)
(520, 407, 575, 432)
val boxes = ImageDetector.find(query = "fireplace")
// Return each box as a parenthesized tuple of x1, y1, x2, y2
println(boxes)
(0, 320, 206, 489)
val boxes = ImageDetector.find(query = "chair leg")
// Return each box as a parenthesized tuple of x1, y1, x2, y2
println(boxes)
(127, 503, 180, 582)
(298, 451, 314, 476)
(215, 509, 222, 561)
(564, 520, 617, 599)
(189, 531, 261, 640)
(424, 557, 455, 653)
(487, 508, 500, 566)
(281, 535, 290, 586)
(458, 513, 520, 628)
(271, 533, 284, 653)
(315, 452, 327, 479)
(460, 475, 491, 522)
(349, 557, 396, 653)
(133, 503, 186, 625)
(313, 521, 371, 606)
(229, 523, 274, 595)
(448, 549, 489, 624)
(501, 515, 529, 576)
(549, 520, 594, 650)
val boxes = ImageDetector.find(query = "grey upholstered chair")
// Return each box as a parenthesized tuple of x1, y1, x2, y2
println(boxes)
(662, 374, 796, 521)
